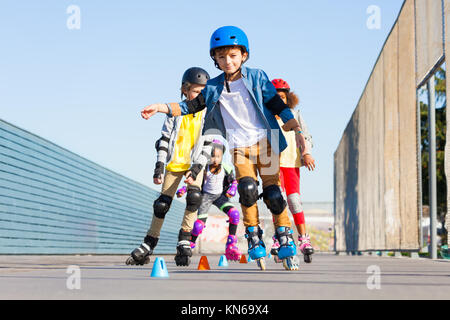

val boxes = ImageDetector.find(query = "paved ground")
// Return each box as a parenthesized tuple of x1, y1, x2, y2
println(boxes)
(0, 253, 449, 299)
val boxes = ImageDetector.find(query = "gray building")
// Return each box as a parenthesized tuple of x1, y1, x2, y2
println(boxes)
(0, 119, 184, 254)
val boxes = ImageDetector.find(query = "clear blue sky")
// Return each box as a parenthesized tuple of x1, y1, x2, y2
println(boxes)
(0, 0, 404, 202)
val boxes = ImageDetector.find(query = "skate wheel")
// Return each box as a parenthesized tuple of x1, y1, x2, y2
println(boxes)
(282, 256, 299, 271)
(126, 256, 150, 266)
(256, 258, 266, 271)
(304, 254, 312, 263)
(138, 256, 151, 266)
(175, 256, 191, 267)
(125, 256, 136, 265)
(227, 255, 241, 262)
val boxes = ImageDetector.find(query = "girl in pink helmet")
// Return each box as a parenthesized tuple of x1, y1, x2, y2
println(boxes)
(271, 78, 316, 263)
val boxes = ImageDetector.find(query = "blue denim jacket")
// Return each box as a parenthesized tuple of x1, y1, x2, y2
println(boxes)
(167, 66, 296, 154)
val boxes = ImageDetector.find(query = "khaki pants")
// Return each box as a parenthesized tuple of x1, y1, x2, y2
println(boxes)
(147, 169, 204, 238)
(232, 138, 291, 228)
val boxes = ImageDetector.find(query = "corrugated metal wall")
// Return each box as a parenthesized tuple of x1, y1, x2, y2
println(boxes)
(415, 0, 444, 86)
(0, 119, 184, 254)
(334, 0, 439, 251)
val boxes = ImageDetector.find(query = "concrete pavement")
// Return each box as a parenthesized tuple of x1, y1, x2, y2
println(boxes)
(0, 253, 448, 299)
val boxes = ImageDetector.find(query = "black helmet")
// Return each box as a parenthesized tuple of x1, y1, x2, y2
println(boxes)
(182, 67, 210, 86)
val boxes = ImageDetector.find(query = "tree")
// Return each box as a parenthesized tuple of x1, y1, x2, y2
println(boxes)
(420, 66, 447, 246)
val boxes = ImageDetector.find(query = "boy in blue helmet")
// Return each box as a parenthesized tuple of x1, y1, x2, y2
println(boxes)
(141, 26, 304, 271)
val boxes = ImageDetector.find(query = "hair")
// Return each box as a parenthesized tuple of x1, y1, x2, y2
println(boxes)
(287, 91, 300, 109)
(212, 45, 246, 57)
(211, 142, 226, 156)
(211, 45, 248, 69)
(180, 82, 192, 99)
(278, 89, 300, 109)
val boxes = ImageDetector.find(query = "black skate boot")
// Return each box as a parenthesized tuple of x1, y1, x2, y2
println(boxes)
(126, 235, 158, 266)
(174, 230, 192, 266)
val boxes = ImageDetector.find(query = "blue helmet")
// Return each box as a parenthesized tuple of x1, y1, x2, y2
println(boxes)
(209, 26, 250, 59)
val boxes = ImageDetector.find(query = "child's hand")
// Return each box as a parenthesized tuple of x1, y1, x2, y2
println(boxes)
(302, 154, 316, 171)
(153, 176, 163, 185)
(141, 104, 163, 120)
(184, 171, 195, 185)
(176, 186, 187, 198)
(226, 180, 238, 198)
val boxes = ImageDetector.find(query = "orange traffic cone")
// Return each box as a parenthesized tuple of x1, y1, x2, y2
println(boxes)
(197, 256, 211, 270)
(239, 255, 248, 264)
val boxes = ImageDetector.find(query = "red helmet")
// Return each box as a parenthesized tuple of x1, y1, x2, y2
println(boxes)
(271, 78, 290, 91)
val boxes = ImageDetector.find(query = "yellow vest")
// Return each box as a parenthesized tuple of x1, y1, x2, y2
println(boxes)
(276, 117, 301, 168)
(166, 110, 205, 172)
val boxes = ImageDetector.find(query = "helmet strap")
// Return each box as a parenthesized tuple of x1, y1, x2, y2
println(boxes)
(224, 67, 242, 92)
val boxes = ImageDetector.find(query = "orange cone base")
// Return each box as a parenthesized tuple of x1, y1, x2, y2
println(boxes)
(197, 256, 211, 270)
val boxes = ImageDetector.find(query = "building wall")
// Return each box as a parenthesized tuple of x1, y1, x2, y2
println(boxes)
(334, 0, 448, 252)
(0, 119, 185, 254)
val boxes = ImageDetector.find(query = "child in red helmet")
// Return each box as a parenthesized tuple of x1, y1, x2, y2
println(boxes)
(271, 78, 316, 263)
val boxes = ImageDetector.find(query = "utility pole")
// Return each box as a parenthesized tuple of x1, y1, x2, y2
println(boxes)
(427, 75, 438, 259)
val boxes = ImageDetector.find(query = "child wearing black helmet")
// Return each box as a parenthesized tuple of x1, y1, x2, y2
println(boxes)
(126, 67, 210, 267)
(141, 26, 303, 271)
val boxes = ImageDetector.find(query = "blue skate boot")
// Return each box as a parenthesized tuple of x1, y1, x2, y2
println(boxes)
(245, 226, 267, 270)
(275, 227, 299, 271)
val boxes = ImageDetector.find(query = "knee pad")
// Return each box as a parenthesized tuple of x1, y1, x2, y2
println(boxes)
(226, 207, 240, 225)
(186, 186, 202, 212)
(287, 193, 303, 214)
(153, 194, 173, 219)
(238, 177, 259, 207)
(191, 219, 206, 237)
(262, 185, 287, 215)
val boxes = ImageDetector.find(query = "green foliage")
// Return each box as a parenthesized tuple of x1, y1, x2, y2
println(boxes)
(420, 67, 447, 222)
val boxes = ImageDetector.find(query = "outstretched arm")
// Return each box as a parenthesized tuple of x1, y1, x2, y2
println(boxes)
(141, 92, 207, 119)
(141, 103, 171, 119)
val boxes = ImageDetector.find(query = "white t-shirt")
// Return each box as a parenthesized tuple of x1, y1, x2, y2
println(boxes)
(202, 165, 226, 195)
(219, 78, 267, 149)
